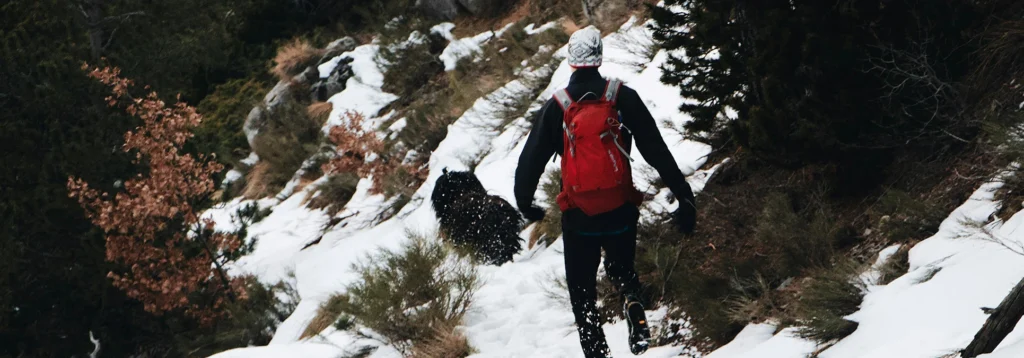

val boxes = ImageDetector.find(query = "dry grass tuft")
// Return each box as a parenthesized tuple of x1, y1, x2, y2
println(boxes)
(272, 38, 325, 81)
(528, 169, 562, 249)
(410, 323, 477, 358)
(306, 101, 333, 126)
(242, 161, 275, 199)
(793, 259, 867, 343)
(299, 294, 347, 340)
(305, 173, 360, 216)
(876, 244, 911, 285)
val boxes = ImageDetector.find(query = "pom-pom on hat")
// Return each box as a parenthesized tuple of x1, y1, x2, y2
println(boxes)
(567, 27, 603, 68)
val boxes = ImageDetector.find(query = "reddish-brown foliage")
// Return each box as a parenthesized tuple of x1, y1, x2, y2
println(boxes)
(322, 112, 427, 195)
(67, 65, 246, 325)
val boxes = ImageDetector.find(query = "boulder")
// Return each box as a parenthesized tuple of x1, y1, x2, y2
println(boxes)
(243, 106, 265, 148)
(417, 0, 460, 20)
(310, 57, 355, 102)
(317, 37, 358, 66)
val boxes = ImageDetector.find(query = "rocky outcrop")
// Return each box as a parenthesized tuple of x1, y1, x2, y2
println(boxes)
(245, 37, 360, 146)
(317, 37, 358, 66)
(418, 0, 460, 20)
(310, 57, 355, 102)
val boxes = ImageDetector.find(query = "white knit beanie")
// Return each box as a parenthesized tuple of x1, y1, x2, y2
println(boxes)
(567, 27, 603, 68)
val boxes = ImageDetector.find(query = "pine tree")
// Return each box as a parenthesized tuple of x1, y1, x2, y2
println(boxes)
(651, 0, 980, 166)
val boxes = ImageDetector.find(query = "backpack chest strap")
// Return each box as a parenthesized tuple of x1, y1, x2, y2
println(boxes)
(604, 79, 622, 104)
(553, 89, 573, 111)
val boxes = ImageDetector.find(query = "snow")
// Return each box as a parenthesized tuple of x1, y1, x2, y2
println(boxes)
(434, 22, 516, 71)
(208, 16, 718, 358)
(703, 179, 1024, 358)
(208, 9, 1024, 358)
(524, 22, 559, 35)
(321, 43, 399, 132)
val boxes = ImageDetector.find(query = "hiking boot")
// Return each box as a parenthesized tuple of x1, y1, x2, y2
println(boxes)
(623, 296, 650, 355)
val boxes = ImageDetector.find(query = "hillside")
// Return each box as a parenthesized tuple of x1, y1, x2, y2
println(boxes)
(9, 0, 1024, 357)
(206, 15, 716, 357)
(204, 5, 1024, 358)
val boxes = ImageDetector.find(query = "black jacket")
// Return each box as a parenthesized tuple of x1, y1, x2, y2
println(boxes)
(514, 68, 695, 229)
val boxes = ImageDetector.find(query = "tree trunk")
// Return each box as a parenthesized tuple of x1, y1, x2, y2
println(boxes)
(82, 0, 106, 61)
(962, 275, 1024, 357)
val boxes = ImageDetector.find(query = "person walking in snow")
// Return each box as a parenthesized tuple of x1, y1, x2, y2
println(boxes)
(514, 27, 697, 357)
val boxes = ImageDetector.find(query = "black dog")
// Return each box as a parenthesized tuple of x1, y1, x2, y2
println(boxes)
(431, 169, 523, 265)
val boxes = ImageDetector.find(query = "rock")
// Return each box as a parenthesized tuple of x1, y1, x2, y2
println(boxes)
(243, 106, 265, 148)
(317, 37, 358, 66)
(310, 57, 355, 102)
(417, 0, 460, 20)
(263, 80, 293, 108)
(457, 0, 506, 16)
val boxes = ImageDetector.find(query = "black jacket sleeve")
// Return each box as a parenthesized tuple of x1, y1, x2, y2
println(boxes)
(514, 98, 561, 210)
(617, 86, 696, 205)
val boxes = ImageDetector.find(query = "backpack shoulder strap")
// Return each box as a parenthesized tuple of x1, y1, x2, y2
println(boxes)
(553, 89, 573, 111)
(603, 79, 623, 105)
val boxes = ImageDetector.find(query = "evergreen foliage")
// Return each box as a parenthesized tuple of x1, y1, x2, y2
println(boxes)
(0, 0, 361, 354)
(306, 236, 478, 354)
(793, 260, 867, 343)
(651, 0, 981, 165)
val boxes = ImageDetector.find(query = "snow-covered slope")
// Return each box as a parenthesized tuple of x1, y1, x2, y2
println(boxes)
(208, 16, 713, 358)
(206, 10, 1024, 358)
(705, 178, 1024, 358)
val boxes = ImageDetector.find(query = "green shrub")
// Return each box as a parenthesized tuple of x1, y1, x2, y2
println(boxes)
(173, 276, 299, 357)
(724, 274, 788, 325)
(876, 245, 911, 285)
(246, 102, 322, 198)
(305, 173, 360, 216)
(195, 76, 270, 164)
(872, 189, 945, 243)
(754, 192, 840, 276)
(301, 294, 349, 339)
(302, 235, 478, 353)
(529, 169, 563, 249)
(794, 259, 866, 343)
(379, 31, 445, 99)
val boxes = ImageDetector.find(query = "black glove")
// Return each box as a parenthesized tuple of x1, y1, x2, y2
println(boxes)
(673, 198, 696, 234)
(520, 205, 546, 222)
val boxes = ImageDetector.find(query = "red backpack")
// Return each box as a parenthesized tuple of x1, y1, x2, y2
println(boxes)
(553, 79, 643, 216)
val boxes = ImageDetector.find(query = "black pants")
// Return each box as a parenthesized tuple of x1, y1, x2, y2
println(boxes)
(562, 207, 642, 358)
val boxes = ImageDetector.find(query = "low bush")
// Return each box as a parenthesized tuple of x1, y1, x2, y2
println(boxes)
(246, 102, 322, 198)
(876, 245, 911, 285)
(871, 189, 945, 243)
(793, 259, 866, 343)
(272, 38, 326, 82)
(379, 32, 445, 99)
(305, 173, 360, 216)
(300, 294, 348, 340)
(409, 323, 476, 358)
(174, 276, 299, 356)
(529, 169, 563, 249)
(754, 191, 841, 276)
(301, 235, 478, 353)
(195, 76, 270, 164)
(724, 274, 789, 325)
(306, 101, 334, 126)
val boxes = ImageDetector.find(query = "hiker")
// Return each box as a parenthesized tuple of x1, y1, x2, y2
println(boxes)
(514, 27, 697, 357)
